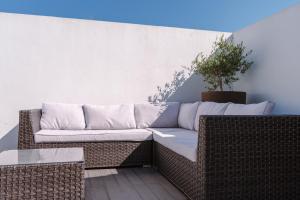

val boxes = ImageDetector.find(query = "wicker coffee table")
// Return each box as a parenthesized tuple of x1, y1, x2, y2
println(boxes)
(0, 148, 85, 200)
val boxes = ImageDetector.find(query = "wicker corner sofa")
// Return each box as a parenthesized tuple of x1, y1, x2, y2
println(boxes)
(18, 108, 300, 200)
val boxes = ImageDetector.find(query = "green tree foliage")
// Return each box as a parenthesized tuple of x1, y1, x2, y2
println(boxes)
(193, 35, 253, 91)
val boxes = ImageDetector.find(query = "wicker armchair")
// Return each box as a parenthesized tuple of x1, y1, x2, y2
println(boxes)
(18, 109, 152, 168)
(154, 115, 300, 200)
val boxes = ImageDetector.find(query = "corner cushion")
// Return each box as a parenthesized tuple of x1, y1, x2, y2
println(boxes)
(178, 101, 199, 130)
(134, 102, 180, 128)
(194, 102, 229, 131)
(148, 128, 198, 162)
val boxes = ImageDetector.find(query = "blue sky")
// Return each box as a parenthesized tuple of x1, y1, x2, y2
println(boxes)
(0, 0, 299, 32)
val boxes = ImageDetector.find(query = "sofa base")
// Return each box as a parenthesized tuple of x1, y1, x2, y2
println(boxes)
(18, 109, 153, 168)
(154, 142, 199, 200)
(19, 141, 152, 168)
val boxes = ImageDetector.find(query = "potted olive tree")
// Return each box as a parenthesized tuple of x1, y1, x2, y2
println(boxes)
(193, 35, 253, 104)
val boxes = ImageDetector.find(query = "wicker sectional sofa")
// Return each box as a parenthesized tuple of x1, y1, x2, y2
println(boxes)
(18, 102, 300, 200)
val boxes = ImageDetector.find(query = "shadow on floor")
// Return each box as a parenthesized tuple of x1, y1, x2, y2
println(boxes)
(85, 167, 187, 200)
(0, 125, 18, 152)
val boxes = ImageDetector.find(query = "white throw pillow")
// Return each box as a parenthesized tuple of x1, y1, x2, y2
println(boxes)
(224, 101, 275, 115)
(134, 102, 180, 128)
(40, 103, 86, 130)
(84, 104, 136, 130)
(178, 102, 199, 130)
(194, 102, 229, 131)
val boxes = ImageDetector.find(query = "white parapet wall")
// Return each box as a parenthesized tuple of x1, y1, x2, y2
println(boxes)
(0, 12, 230, 150)
(233, 4, 300, 114)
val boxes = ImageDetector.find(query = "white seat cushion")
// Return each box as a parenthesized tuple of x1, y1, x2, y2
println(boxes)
(148, 128, 198, 162)
(134, 102, 180, 128)
(34, 129, 152, 143)
(194, 102, 229, 131)
(224, 101, 275, 115)
(40, 103, 86, 130)
(84, 104, 136, 130)
(178, 102, 199, 130)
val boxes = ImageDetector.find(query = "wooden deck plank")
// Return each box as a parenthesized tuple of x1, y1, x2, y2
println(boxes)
(142, 168, 187, 200)
(133, 168, 177, 200)
(113, 169, 143, 200)
(101, 169, 126, 200)
(119, 168, 159, 200)
(85, 168, 187, 200)
(85, 177, 110, 200)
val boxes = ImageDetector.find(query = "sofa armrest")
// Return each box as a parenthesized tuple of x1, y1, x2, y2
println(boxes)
(18, 109, 42, 149)
(197, 115, 300, 199)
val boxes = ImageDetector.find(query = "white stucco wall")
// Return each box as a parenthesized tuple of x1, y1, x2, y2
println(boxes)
(233, 4, 300, 114)
(0, 12, 229, 150)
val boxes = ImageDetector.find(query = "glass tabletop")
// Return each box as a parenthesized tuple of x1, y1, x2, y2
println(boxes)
(0, 148, 84, 166)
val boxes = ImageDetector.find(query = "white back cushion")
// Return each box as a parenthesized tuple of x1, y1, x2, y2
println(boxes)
(134, 102, 180, 128)
(178, 102, 199, 130)
(40, 103, 86, 130)
(194, 102, 229, 131)
(84, 104, 136, 130)
(224, 101, 275, 115)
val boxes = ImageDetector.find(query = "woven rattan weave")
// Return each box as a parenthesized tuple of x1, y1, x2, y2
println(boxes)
(155, 115, 300, 200)
(18, 109, 152, 169)
(0, 148, 85, 200)
(18, 110, 300, 199)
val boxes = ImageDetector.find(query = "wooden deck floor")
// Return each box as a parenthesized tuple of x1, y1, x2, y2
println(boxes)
(85, 167, 187, 200)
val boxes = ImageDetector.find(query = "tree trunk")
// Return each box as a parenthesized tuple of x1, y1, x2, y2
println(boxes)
(218, 77, 223, 91)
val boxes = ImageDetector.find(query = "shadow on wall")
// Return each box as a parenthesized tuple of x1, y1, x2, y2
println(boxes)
(0, 125, 18, 152)
(147, 34, 237, 103)
(148, 66, 205, 103)
(0, 66, 203, 152)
